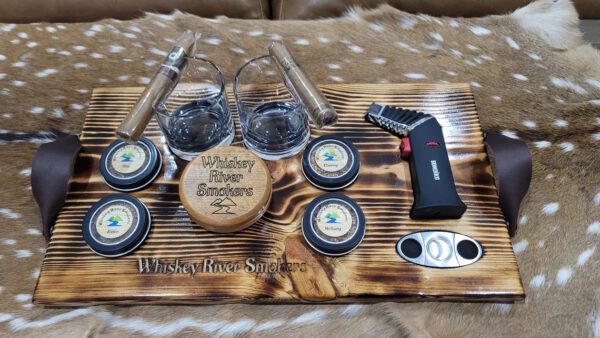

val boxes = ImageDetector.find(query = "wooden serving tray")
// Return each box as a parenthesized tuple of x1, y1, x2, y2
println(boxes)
(34, 83, 524, 305)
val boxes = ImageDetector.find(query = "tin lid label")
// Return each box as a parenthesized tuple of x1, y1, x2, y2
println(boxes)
(311, 143, 350, 177)
(91, 201, 138, 244)
(108, 144, 149, 177)
(312, 200, 358, 243)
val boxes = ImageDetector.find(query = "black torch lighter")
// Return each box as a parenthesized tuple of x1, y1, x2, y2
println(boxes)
(365, 103, 466, 219)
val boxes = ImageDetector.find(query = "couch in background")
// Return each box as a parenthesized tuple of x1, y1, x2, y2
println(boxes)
(0, 0, 598, 23)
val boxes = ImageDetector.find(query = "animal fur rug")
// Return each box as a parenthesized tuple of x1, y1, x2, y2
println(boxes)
(0, 0, 599, 336)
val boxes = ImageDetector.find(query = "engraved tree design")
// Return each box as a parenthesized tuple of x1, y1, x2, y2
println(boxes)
(210, 197, 237, 214)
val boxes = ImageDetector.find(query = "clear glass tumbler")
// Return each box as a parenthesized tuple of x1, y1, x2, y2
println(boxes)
(233, 55, 310, 160)
(154, 57, 234, 161)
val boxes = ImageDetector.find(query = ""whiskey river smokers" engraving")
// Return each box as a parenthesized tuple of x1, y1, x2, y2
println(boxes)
(138, 257, 307, 278)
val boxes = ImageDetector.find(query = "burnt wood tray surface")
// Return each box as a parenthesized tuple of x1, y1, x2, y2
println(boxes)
(33, 83, 524, 305)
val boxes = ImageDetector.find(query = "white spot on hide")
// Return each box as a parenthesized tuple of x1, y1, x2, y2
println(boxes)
(577, 247, 595, 267)
(34, 69, 58, 78)
(448, 20, 459, 28)
(513, 239, 528, 253)
(19, 168, 31, 176)
(340, 304, 364, 316)
(553, 119, 568, 127)
(529, 274, 545, 288)
(501, 130, 519, 139)
(534, 141, 551, 148)
(542, 202, 559, 215)
(429, 32, 444, 42)
(555, 267, 573, 286)
(371, 57, 386, 65)
(527, 52, 541, 61)
(559, 142, 574, 152)
(29, 107, 44, 114)
(513, 74, 528, 81)
(585, 78, 600, 90)
(204, 38, 221, 45)
(138, 77, 150, 85)
(399, 17, 417, 30)
(294, 39, 309, 46)
(247, 30, 263, 37)
(291, 310, 329, 325)
(505, 36, 520, 49)
(550, 76, 588, 95)
(253, 320, 284, 332)
(230, 47, 245, 54)
(369, 23, 385, 32)
(469, 26, 491, 36)
(52, 108, 64, 118)
(395, 41, 420, 53)
(149, 48, 167, 57)
(348, 45, 364, 53)
(588, 221, 600, 234)
(108, 45, 125, 53)
(404, 73, 426, 80)
(15, 249, 32, 258)
(1, 24, 16, 32)
(27, 228, 41, 235)
(15, 294, 31, 303)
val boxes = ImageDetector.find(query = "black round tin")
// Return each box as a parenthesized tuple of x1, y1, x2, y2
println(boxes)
(302, 135, 360, 191)
(82, 194, 151, 258)
(99, 137, 162, 192)
(302, 193, 366, 256)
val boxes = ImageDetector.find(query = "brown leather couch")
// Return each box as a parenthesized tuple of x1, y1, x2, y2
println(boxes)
(0, 0, 598, 23)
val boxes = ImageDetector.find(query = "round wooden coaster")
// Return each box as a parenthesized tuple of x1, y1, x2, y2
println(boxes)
(179, 146, 272, 233)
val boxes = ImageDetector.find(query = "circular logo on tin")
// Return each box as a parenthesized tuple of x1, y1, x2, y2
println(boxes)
(312, 200, 358, 243)
(91, 201, 138, 244)
(108, 144, 148, 178)
(310, 142, 351, 178)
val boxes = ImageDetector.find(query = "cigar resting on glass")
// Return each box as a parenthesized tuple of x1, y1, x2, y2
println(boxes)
(116, 30, 200, 143)
(268, 41, 338, 128)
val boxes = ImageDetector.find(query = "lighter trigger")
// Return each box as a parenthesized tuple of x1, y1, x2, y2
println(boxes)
(400, 137, 411, 159)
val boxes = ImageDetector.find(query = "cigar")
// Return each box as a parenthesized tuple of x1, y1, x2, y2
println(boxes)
(268, 41, 338, 128)
(116, 30, 200, 143)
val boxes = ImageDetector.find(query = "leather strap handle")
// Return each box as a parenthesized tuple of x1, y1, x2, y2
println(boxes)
(31, 133, 81, 242)
(484, 132, 532, 237)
